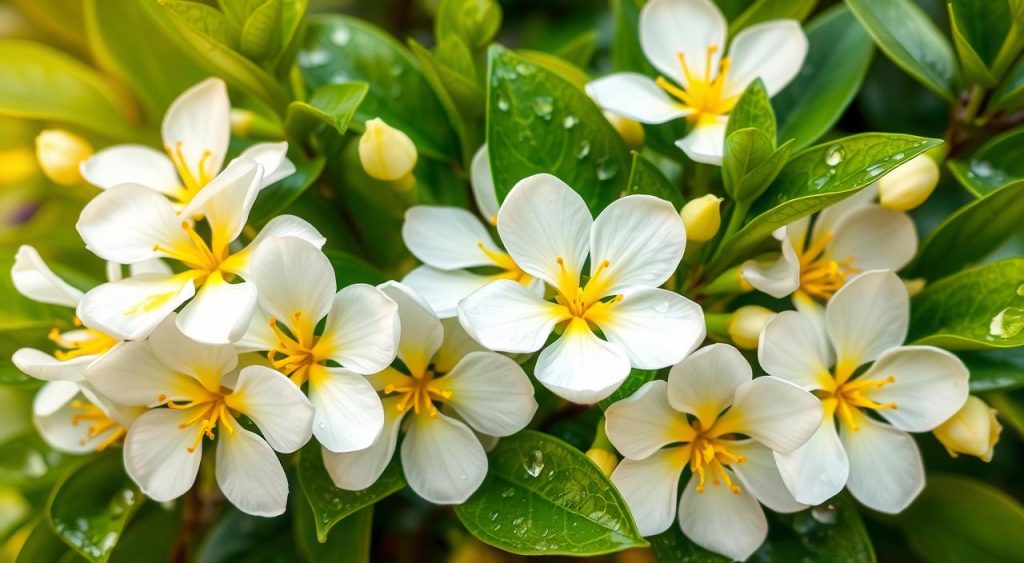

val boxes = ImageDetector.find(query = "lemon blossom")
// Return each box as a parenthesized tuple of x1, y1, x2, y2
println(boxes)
(86, 316, 313, 517)
(236, 237, 399, 453)
(759, 270, 969, 512)
(323, 282, 537, 505)
(458, 174, 705, 404)
(402, 146, 541, 317)
(586, 0, 807, 165)
(605, 344, 822, 560)
(75, 158, 325, 344)
(80, 78, 294, 207)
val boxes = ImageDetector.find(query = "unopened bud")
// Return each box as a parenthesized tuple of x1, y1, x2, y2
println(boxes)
(878, 154, 939, 211)
(681, 195, 723, 242)
(903, 277, 926, 297)
(934, 395, 1001, 462)
(36, 129, 92, 186)
(358, 118, 417, 183)
(585, 447, 619, 477)
(603, 111, 644, 150)
(728, 305, 775, 349)
(230, 108, 255, 136)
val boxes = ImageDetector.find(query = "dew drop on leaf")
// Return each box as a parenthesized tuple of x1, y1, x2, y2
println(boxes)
(531, 96, 554, 120)
(989, 307, 1024, 338)
(562, 115, 578, 129)
(824, 145, 845, 166)
(575, 140, 591, 159)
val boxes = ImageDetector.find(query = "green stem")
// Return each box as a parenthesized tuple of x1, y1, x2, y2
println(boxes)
(962, 84, 986, 125)
(721, 200, 750, 243)
(590, 418, 614, 451)
(690, 162, 712, 198)
(991, 20, 1024, 81)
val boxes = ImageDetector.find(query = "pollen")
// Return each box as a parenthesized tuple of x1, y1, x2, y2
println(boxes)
(267, 311, 322, 387)
(383, 370, 452, 418)
(69, 400, 126, 451)
(826, 375, 897, 432)
(159, 392, 235, 453)
(797, 233, 859, 299)
(48, 321, 118, 360)
(688, 423, 747, 495)
(655, 45, 739, 124)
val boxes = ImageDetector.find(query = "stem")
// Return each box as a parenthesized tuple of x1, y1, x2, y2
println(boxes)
(721, 200, 750, 244)
(962, 84, 986, 125)
(590, 418, 614, 451)
(690, 163, 712, 198)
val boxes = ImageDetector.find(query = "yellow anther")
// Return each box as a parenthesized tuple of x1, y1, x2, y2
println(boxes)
(798, 233, 859, 299)
(49, 323, 118, 361)
(656, 46, 738, 124)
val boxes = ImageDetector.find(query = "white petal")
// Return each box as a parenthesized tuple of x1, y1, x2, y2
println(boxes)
(33, 380, 80, 416)
(590, 195, 685, 295)
(457, 279, 563, 354)
(403, 206, 501, 269)
(123, 408, 203, 502)
(678, 470, 767, 561)
(246, 236, 335, 327)
(128, 258, 173, 277)
(828, 204, 917, 273)
(741, 236, 801, 298)
(433, 352, 537, 437)
(401, 412, 487, 504)
(322, 396, 405, 490)
(228, 215, 327, 275)
(586, 73, 689, 124)
(13, 349, 91, 382)
(237, 142, 295, 188)
(162, 77, 230, 181)
(857, 346, 969, 432)
(826, 270, 908, 373)
(34, 386, 106, 454)
(76, 274, 195, 341)
(308, 367, 383, 453)
(378, 282, 443, 377)
(234, 306, 278, 353)
(535, 320, 631, 404)
(86, 341, 204, 407)
(675, 120, 727, 165)
(730, 440, 805, 513)
(80, 145, 181, 197)
(724, 20, 808, 98)
(147, 316, 237, 390)
(811, 184, 879, 243)
(773, 415, 848, 506)
(713, 376, 823, 453)
(667, 343, 750, 429)
(180, 159, 263, 250)
(596, 288, 705, 370)
(12, 245, 82, 307)
(496, 174, 592, 290)
(319, 284, 400, 374)
(216, 420, 289, 517)
(402, 266, 493, 318)
(758, 311, 832, 390)
(76, 184, 188, 264)
(841, 414, 923, 514)
(610, 446, 689, 536)
(640, 0, 726, 89)
(176, 275, 257, 345)
(605, 380, 693, 460)
(470, 145, 499, 221)
(229, 365, 313, 453)
(434, 317, 488, 373)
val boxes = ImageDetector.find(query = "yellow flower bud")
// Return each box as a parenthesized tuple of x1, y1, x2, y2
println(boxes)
(585, 447, 619, 477)
(878, 154, 939, 211)
(35, 129, 92, 186)
(681, 195, 723, 243)
(358, 117, 417, 183)
(934, 395, 1002, 462)
(603, 111, 645, 150)
(727, 305, 775, 349)
(230, 108, 255, 137)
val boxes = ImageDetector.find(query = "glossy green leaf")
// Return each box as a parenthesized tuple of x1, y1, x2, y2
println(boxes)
(773, 5, 875, 150)
(960, 348, 1024, 393)
(950, 0, 1011, 67)
(436, 0, 502, 49)
(487, 46, 629, 213)
(0, 40, 138, 139)
(161, 0, 237, 48)
(625, 152, 684, 209)
(897, 474, 1024, 562)
(454, 430, 646, 555)
(725, 79, 775, 145)
(846, 0, 959, 102)
(515, 50, 590, 89)
(649, 525, 728, 563)
(611, 0, 649, 74)
(285, 82, 368, 141)
(433, 35, 485, 113)
(909, 258, 1024, 350)
(989, 55, 1024, 111)
(297, 444, 405, 542)
(949, 3, 999, 87)
(555, 30, 598, 69)
(0, 433, 77, 490)
(407, 39, 477, 164)
(773, 494, 875, 562)
(239, 0, 281, 60)
(107, 504, 181, 563)
(48, 452, 144, 563)
(298, 16, 460, 160)
(724, 133, 793, 205)
(248, 154, 326, 226)
(598, 369, 659, 411)
(728, 0, 817, 35)
(16, 519, 72, 563)
(193, 507, 292, 563)
(295, 501, 372, 562)
(10, 0, 88, 50)
(947, 126, 1024, 197)
(906, 179, 1024, 279)
(324, 249, 389, 287)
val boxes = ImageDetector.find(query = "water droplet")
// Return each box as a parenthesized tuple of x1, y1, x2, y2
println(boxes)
(1017, 283, 1024, 297)
(298, 49, 329, 67)
(497, 97, 510, 112)
(575, 140, 591, 159)
(515, 63, 535, 76)
(331, 27, 351, 46)
(893, 152, 905, 161)
(459, 473, 467, 480)
(501, 487, 516, 498)
(824, 145, 845, 166)
(389, 63, 404, 77)
(562, 115, 579, 129)
(811, 504, 838, 524)
(490, 510, 500, 521)
(531, 96, 554, 120)
(523, 449, 544, 477)
(990, 307, 1024, 338)
(318, 422, 327, 429)
(596, 158, 618, 181)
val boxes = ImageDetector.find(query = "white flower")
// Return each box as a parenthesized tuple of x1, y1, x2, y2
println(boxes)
(80, 78, 295, 207)
(741, 186, 918, 301)
(237, 237, 399, 453)
(758, 270, 969, 513)
(402, 146, 542, 317)
(32, 380, 142, 454)
(322, 282, 537, 505)
(605, 344, 822, 560)
(75, 158, 325, 344)
(86, 316, 313, 517)
(458, 174, 705, 404)
(586, 0, 807, 165)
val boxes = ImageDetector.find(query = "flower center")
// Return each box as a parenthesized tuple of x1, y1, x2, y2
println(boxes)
(383, 370, 452, 418)
(655, 45, 738, 126)
(48, 319, 118, 360)
(70, 400, 125, 451)
(820, 372, 897, 432)
(159, 391, 236, 453)
(797, 233, 859, 300)
(267, 311, 323, 387)
(153, 221, 231, 286)
(476, 242, 532, 285)
(166, 141, 216, 204)
(553, 258, 621, 324)
(688, 423, 746, 494)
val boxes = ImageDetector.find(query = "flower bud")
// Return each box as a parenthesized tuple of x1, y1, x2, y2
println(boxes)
(358, 118, 417, 183)
(35, 129, 92, 186)
(878, 154, 939, 211)
(230, 108, 255, 136)
(934, 395, 1002, 462)
(585, 447, 619, 477)
(727, 305, 775, 349)
(603, 111, 645, 150)
(681, 195, 723, 242)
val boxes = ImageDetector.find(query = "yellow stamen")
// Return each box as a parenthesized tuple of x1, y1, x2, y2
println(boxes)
(821, 374, 898, 431)
(382, 370, 452, 418)
(688, 420, 746, 495)
(69, 401, 126, 451)
(797, 233, 860, 300)
(267, 313, 321, 386)
(476, 242, 532, 285)
(166, 141, 216, 202)
(158, 391, 235, 453)
(655, 45, 739, 125)
(49, 323, 118, 360)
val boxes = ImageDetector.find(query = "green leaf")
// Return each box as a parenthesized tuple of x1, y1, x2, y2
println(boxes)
(773, 5, 875, 150)
(297, 444, 405, 542)
(160, 0, 237, 47)
(298, 16, 460, 160)
(454, 430, 647, 555)
(436, 0, 502, 49)
(248, 153, 326, 226)
(949, 3, 999, 87)
(555, 30, 598, 69)
(0, 433, 78, 490)
(407, 39, 478, 164)
(434, 35, 485, 112)
(219, 0, 263, 30)
(905, 179, 1024, 280)
(487, 46, 629, 213)
(239, 0, 281, 60)
(728, 0, 817, 35)
(107, 504, 181, 563)
(846, 0, 960, 102)
(725, 79, 775, 145)
(9, 0, 88, 50)
(989, 55, 1024, 111)
(516, 50, 590, 89)
(649, 525, 728, 563)
(295, 502, 372, 562)
(909, 258, 1024, 350)
(323, 249, 389, 287)
(16, 519, 71, 563)
(193, 506, 292, 563)
(598, 369, 658, 411)
(950, 0, 1011, 67)
(897, 474, 1024, 562)
(0, 40, 138, 140)
(947, 125, 1024, 197)
(712, 133, 940, 271)
(625, 152, 684, 209)
(725, 134, 793, 206)
(47, 452, 144, 563)
(611, 0, 649, 74)
(285, 82, 368, 141)
(773, 494, 875, 562)
(960, 348, 1024, 393)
